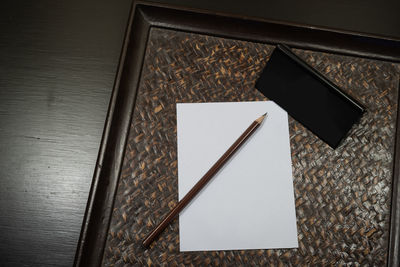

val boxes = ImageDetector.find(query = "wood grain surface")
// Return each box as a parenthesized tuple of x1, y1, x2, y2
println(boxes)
(0, 0, 131, 266)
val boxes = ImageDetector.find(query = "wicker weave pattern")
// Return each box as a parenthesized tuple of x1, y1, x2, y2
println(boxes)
(102, 28, 400, 266)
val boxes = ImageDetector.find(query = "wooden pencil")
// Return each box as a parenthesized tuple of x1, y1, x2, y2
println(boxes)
(142, 112, 268, 248)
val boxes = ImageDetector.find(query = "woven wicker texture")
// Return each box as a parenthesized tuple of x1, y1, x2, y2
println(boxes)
(103, 27, 400, 266)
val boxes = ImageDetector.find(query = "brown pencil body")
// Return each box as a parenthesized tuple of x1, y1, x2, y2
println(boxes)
(142, 113, 267, 248)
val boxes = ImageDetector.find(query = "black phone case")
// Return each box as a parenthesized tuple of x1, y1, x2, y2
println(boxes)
(255, 44, 365, 148)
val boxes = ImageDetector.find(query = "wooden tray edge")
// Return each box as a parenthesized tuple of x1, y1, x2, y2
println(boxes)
(74, 2, 400, 266)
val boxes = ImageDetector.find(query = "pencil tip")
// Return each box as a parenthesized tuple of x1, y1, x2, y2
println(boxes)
(255, 112, 268, 123)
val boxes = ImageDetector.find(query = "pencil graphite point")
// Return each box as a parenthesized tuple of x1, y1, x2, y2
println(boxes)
(255, 112, 268, 123)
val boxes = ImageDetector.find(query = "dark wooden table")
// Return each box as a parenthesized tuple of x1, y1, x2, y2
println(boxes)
(0, 1, 398, 266)
(0, 1, 131, 266)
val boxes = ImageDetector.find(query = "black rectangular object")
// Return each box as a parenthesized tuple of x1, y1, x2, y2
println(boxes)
(256, 44, 365, 148)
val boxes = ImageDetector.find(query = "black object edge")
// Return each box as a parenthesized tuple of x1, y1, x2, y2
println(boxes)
(256, 44, 365, 148)
(277, 44, 365, 112)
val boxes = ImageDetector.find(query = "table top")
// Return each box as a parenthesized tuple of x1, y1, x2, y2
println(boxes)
(0, 1, 398, 266)
(0, 1, 131, 266)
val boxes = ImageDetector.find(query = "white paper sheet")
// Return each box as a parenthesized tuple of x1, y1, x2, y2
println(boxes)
(177, 101, 298, 251)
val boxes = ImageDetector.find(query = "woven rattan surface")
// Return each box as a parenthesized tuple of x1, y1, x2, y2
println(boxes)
(103, 27, 400, 266)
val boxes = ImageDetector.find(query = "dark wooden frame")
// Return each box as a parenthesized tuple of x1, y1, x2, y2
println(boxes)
(73, 1, 400, 266)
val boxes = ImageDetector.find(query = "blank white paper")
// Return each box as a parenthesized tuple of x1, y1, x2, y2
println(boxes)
(176, 101, 298, 251)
